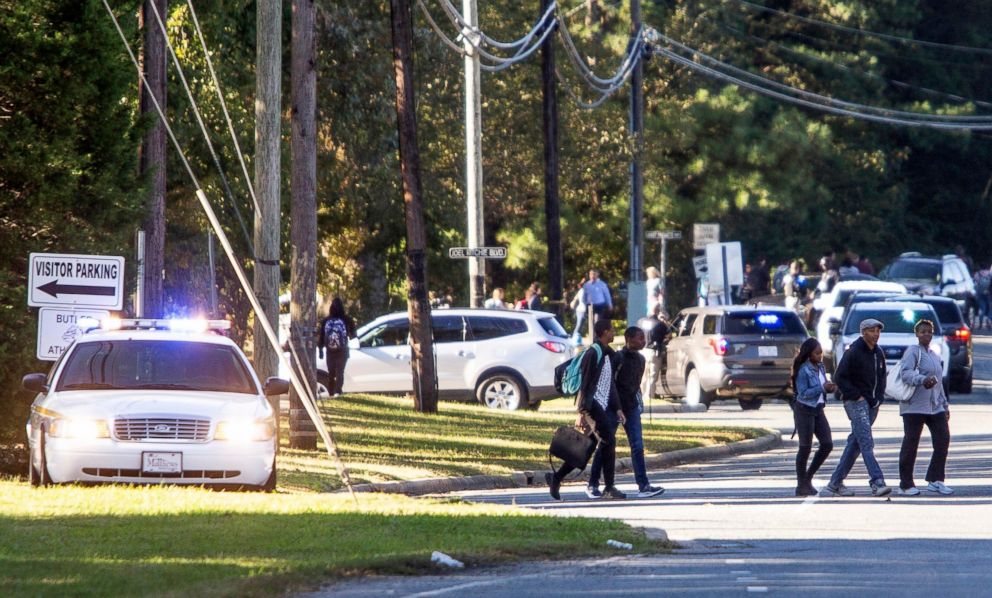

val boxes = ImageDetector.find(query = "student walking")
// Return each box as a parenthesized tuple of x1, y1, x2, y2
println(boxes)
(317, 298, 356, 397)
(582, 269, 613, 323)
(897, 319, 953, 496)
(547, 319, 626, 501)
(823, 318, 892, 497)
(791, 338, 835, 496)
(587, 327, 665, 499)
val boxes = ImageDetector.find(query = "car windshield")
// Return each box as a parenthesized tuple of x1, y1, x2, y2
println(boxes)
(723, 312, 806, 335)
(886, 261, 940, 282)
(56, 340, 257, 394)
(844, 309, 938, 335)
(537, 316, 569, 338)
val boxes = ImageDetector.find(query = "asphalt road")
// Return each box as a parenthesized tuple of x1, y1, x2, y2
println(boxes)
(310, 335, 992, 597)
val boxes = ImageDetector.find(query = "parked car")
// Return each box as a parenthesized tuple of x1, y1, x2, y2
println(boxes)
(885, 295, 972, 393)
(812, 280, 908, 365)
(336, 308, 570, 410)
(879, 252, 976, 317)
(657, 306, 809, 410)
(22, 318, 284, 490)
(831, 302, 950, 393)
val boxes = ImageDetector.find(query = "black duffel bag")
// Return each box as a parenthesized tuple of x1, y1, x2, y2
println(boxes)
(549, 425, 598, 471)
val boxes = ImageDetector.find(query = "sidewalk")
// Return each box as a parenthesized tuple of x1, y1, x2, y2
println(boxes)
(344, 427, 781, 497)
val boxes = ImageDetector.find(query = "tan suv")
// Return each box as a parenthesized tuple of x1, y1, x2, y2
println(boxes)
(657, 306, 809, 410)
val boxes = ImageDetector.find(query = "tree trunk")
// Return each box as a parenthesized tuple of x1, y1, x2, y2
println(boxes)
(389, 0, 438, 413)
(290, 0, 318, 450)
(139, 0, 167, 318)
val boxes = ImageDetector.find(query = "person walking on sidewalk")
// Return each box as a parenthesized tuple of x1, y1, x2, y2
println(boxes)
(582, 269, 613, 323)
(317, 297, 356, 398)
(823, 318, 892, 497)
(547, 319, 626, 501)
(897, 319, 954, 496)
(586, 326, 665, 499)
(791, 338, 835, 496)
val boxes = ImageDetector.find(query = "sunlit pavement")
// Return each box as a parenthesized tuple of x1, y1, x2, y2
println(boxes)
(310, 335, 992, 597)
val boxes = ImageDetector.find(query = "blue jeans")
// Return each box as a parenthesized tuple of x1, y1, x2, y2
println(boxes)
(589, 406, 650, 491)
(829, 400, 886, 488)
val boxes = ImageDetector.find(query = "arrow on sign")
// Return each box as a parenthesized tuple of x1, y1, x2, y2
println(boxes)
(37, 280, 116, 299)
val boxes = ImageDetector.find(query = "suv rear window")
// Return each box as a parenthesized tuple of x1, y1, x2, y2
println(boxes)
(887, 260, 939, 281)
(57, 340, 256, 394)
(537, 316, 569, 339)
(844, 308, 938, 335)
(723, 312, 806, 335)
(467, 316, 527, 340)
(894, 299, 960, 326)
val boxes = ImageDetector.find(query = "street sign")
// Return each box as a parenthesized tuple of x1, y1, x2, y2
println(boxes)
(693, 223, 720, 250)
(36, 307, 109, 361)
(692, 255, 708, 279)
(705, 241, 744, 291)
(28, 253, 125, 310)
(448, 247, 507, 259)
(646, 230, 681, 241)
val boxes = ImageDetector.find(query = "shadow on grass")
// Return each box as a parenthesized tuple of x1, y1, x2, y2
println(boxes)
(0, 510, 669, 598)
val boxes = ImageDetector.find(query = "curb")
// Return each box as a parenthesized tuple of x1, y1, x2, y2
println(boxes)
(346, 428, 782, 496)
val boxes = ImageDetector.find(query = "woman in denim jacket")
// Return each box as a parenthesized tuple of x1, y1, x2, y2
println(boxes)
(791, 338, 836, 496)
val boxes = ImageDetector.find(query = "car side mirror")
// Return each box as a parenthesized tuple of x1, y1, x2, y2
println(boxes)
(263, 377, 290, 396)
(22, 373, 49, 394)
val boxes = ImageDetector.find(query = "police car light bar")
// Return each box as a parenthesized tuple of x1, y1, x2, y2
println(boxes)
(82, 317, 231, 333)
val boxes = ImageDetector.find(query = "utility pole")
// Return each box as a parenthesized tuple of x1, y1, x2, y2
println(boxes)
(463, 0, 485, 307)
(540, 0, 563, 320)
(390, 0, 439, 413)
(139, 0, 167, 318)
(626, 0, 645, 326)
(254, 0, 281, 386)
(290, 0, 318, 450)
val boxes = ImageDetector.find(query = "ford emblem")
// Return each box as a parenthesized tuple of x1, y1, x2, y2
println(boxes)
(154, 424, 172, 433)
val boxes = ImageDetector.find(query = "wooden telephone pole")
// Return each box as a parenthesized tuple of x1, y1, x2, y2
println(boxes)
(389, 0, 438, 413)
(540, 0, 563, 320)
(139, 0, 167, 318)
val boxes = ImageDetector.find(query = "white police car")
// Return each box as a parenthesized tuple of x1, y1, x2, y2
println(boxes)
(23, 318, 286, 491)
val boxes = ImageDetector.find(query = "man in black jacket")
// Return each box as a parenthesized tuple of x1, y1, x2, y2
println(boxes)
(587, 327, 665, 499)
(547, 319, 626, 500)
(823, 318, 892, 497)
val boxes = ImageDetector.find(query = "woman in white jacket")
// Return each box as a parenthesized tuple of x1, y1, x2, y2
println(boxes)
(897, 319, 953, 496)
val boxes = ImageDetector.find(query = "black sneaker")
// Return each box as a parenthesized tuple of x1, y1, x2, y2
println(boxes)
(602, 486, 627, 500)
(636, 485, 665, 498)
(585, 485, 603, 499)
(545, 472, 562, 501)
(795, 482, 819, 496)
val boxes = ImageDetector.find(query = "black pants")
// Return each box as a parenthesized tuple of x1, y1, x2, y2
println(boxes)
(553, 403, 617, 488)
(794, 403, 833, 484)
(900, 412, 950, 489)
(591, 304, 611, 324)
(325, 349, 348, 395)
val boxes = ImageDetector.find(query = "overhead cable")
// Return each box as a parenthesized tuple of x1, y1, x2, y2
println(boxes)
(650, 40, 992, 130)
(145, 1, 256, 255)
(437, 0, 556, 51)
(99, 0, 356, 498)
(652, 30, 992, 122)
(718, 22, 992, 110)
(729, 0, 992, 57)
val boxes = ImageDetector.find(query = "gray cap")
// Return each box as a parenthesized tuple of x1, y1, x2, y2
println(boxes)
(859, 318, 884, 332)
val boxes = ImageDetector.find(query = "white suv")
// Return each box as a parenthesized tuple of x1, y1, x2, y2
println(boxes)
(23, 319, 284, 490)
(338, 308, 571, 410)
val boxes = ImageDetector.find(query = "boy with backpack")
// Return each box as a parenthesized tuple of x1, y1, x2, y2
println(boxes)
(586, 326, 665, 499)
(546, 319, 626, 500)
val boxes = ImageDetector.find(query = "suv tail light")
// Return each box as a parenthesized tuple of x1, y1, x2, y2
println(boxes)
(946, 326, 971, 343)
(708, 337, 729, 356)
(538, 341, 568, 353)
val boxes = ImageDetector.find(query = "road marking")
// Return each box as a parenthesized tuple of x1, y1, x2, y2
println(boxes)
(737, 576, 759, 582)
(726, 559, 747, 564)
(747, 587, 769, 593)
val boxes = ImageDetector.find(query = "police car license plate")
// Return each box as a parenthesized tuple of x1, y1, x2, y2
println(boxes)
(142, 452, 182, 474)
(758, 346, 778, 357)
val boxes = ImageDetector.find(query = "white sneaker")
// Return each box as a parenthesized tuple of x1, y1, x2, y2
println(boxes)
(927, 481, 954, 495)
(897, 487, 921, 496)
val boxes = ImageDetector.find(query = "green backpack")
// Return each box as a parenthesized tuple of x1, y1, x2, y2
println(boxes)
(553, 344, 603, 396)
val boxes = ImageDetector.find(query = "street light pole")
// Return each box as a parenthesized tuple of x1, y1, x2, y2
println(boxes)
(463, 0, 485, 308)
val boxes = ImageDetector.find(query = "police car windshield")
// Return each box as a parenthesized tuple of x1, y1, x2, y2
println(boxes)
(56, 340, 257, 394)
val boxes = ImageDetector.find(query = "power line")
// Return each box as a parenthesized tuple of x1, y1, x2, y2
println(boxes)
(652, 30, 992, 122)
(647, 31, 992, 130)
(728, 0, 992, 56)
(717, 21, 992, 110)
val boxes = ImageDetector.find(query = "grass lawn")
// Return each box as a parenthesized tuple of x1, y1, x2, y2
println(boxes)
(0, 480, 671, 597)
(278, 394, 766, 492)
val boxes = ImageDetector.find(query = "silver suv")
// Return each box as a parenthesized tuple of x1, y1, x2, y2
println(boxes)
(880, 252, 976, 317)
(657, 306, 809, 410)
